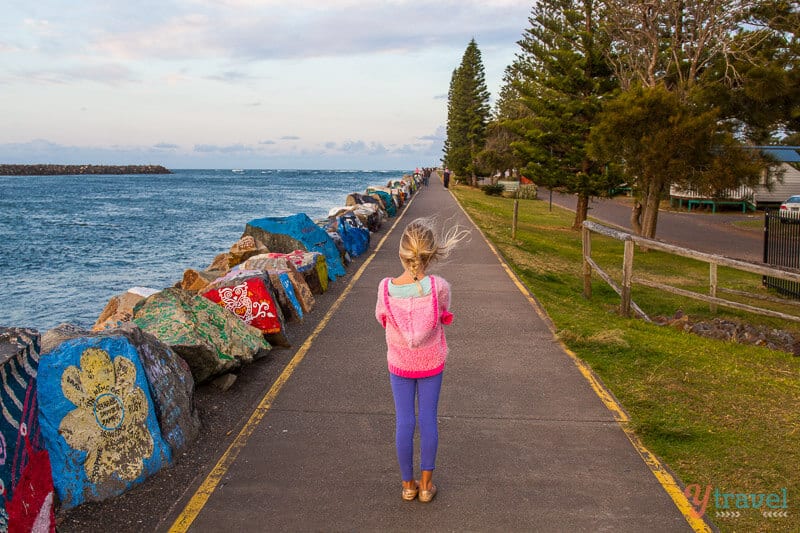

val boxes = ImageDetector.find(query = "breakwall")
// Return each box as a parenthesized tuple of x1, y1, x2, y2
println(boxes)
(0, 164, 172, 175)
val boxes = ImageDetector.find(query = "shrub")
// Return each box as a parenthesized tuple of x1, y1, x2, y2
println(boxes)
(516, 184, 538, 200)
(482, 183, 505, 196)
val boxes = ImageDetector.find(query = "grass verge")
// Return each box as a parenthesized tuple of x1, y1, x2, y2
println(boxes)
(452, 185, 800, 533)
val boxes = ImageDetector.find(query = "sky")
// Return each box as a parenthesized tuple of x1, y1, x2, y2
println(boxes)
(0, 0, 534, 170)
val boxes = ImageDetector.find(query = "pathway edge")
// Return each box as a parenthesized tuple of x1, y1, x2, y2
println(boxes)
(448, 188, 713, 533)
(165, 193, 419, 532)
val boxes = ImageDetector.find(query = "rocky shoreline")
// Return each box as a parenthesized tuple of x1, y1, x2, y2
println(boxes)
(0, 164, 171, 175)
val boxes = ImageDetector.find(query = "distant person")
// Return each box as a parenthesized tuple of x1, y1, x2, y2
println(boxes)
(375, 217, 469, 503)
(443, 168, 451, 188)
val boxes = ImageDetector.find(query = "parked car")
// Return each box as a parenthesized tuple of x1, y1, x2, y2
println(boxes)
(779, 195, 800, 215)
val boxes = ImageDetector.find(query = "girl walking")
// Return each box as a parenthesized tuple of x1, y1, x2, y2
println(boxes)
(375, 217, 468, 503)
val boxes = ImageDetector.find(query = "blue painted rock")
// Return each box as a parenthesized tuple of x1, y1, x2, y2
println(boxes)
(243, 213, 345, 281)
(40, 324, 200, 466)
(267, 271, 304, 322)
(37, 334, 173, 509)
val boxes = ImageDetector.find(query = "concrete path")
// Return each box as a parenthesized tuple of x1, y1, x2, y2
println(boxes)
(163, 182, 696, 532)
(542, 188, 763, 263)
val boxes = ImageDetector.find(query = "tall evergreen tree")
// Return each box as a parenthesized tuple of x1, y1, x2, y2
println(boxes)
(508, 0, 619, 229)
(444, 39, 491, 185)
(477, 64, 529, 177)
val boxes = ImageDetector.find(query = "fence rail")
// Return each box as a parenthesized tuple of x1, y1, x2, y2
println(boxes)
(582, 221, 800, 323)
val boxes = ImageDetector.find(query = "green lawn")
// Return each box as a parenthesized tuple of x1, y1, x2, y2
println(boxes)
(452, 185, 800, 533)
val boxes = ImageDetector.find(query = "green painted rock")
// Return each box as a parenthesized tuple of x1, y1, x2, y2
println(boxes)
(133, 288, 270, 383)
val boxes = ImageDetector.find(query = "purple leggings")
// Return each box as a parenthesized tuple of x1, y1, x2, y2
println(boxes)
(389, 372, 443, 481)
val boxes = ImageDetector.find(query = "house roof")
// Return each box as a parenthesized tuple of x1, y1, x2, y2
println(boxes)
(751, 146, 800, 163)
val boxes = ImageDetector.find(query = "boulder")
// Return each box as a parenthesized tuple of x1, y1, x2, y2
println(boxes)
(265, 251, 328, 294)
(39, 324, 200, 460)
(202, 272, 291, 348)
(180, 269, 221, 293)
(0, 328, 56, 532)
(366, 188, 397, 217)
(92, 287, 160, 331)
(243, 213, 345, 281)
(241, 255, 315, 314)
(267, 270, 304, 322)
(133, 288, 270, 383)
(345, 192, 381, 207)
(37, 332, 174, 510)
(227, 235, 268, 268)
(334, 212, 369, 258)
(206, 252, 233, 274)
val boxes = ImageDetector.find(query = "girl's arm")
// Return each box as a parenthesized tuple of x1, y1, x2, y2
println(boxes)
(375, 279, 388, 327)
(438, 277, 453, 325)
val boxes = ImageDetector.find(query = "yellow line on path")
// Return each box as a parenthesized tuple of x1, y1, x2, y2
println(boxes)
(168, 193, 416, 533)
(449, 189, 711, 533)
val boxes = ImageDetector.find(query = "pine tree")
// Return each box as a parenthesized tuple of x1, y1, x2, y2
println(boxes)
(507, 0, 619, 229)
(477, 64, 529, 177)
(444, 39, 491, 185)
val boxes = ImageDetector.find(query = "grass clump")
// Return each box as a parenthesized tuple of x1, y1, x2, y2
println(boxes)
(451, 184, 800, 533)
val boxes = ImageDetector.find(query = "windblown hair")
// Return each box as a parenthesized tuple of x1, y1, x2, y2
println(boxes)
(398, 217, 470, 281)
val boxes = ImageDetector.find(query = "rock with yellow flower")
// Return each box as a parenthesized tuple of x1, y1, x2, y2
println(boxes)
(37, 336, 171, 509)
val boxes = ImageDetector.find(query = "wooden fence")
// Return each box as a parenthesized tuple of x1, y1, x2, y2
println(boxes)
(581, 220, 800, 323)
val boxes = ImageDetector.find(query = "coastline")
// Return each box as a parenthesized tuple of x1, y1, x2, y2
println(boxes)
(0, 164, 172, 175)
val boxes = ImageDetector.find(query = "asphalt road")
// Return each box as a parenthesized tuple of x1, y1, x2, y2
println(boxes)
(541, 188, 764, 263)
(154, 181, 696, 532)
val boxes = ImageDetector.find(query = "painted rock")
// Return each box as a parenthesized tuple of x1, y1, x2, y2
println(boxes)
(133, 288, 270, 383)
(0, 328, 56, 532)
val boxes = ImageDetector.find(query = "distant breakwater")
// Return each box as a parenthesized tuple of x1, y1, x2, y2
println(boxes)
(0, 164, 172, 175)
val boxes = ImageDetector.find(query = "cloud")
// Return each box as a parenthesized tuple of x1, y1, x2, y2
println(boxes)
(335, 140, 389, 156)
(205, 70, 261, 83)
(9, 63, 137, 85)
(83, 0, 532, 62)
(433, 93, 448, 100)
(193, 143, 254, 153)
(259, 140, 276, 145)
(280, 135, 300, 141)
(418, 126, 446, 142)
(153, 142, 180, 150)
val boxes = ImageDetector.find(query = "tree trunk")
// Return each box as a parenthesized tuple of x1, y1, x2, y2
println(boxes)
(573, 192, 590, 230)
(641, 179, 663, 239)
(630, 201, 643, 235)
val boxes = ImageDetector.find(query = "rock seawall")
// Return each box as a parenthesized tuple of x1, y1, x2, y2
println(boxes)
(0, 164, 172, 175)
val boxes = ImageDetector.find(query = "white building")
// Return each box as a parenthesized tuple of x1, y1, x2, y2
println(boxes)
(669, 146, 800, 211)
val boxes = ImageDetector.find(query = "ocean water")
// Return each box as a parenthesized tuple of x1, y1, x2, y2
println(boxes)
(0, 169, 403, 331)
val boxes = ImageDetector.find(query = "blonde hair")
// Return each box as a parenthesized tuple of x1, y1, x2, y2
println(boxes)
(399, 217, 470, 280)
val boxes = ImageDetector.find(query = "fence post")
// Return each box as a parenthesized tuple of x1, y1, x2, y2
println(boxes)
(620, 239, 634, 317)
(582, 225, 592, 299)
(709, 263, 718, 313)
(511, 199, 519, 240)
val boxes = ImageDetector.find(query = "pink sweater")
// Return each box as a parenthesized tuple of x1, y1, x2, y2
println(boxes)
(375, 275, 453, 378)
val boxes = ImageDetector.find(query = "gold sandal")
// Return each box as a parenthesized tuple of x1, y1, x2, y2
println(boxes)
(401, 481, 419, 501)
(419, 483, 437, 503)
